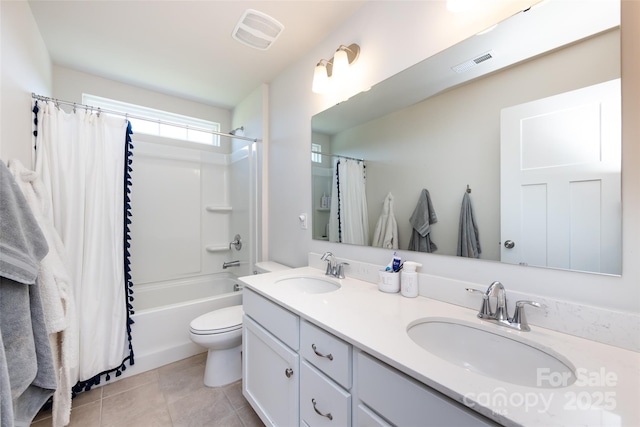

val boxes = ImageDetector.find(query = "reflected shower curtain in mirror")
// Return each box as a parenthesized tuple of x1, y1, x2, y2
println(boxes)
(329, 159, 369, 245)
(33, 101, 134, 391)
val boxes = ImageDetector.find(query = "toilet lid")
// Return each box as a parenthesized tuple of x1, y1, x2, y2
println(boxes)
(190, 305, 243, 334)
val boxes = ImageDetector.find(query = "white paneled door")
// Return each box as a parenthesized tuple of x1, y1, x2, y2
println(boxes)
(500, 79, 621, 274)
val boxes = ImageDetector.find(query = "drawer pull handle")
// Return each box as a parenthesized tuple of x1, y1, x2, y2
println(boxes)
(311, 398, 333, 421)
(285, 368, 294, 378)
(311, 344, 334, 361)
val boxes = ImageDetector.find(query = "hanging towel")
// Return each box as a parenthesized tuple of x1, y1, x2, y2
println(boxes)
(372, 192, 399, 249)
(0, 162, 49, 285)
(8, 159, 78, 427)
(408, 189, 438, 253)
(0, 160, 57, 427)
(457, 192, 481, 258)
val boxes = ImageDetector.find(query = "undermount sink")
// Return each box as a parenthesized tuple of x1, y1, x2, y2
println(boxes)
(276, 276, 341, 294)
(407, 318, 576, 389)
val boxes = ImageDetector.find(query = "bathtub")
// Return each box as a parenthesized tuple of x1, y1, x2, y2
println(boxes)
(123, 273, 243, 378)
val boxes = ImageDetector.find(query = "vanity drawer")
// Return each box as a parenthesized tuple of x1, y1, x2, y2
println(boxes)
(243, 288, 299, 350)
(355, 404, 392, 427)
(356, 352, 497, 427)
(300, 320, 352, 389)
(300, 361, 351, 427)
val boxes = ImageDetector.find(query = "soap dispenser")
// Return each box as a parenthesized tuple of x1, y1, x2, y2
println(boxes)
(400, 261, 422, 298)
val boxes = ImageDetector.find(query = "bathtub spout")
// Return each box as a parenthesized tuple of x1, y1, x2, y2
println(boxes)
(223, 260, 240, 269)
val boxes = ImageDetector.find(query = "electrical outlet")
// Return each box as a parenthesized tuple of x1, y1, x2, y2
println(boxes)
(298, 213, 308, 229)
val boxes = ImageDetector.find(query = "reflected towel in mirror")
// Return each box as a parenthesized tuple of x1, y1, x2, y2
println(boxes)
(372, 192, 399, 249)
(408, 189, 438, 253)
(457, 192, 481, 258)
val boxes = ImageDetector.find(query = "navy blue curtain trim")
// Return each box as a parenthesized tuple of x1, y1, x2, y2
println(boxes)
(70, 120, 136, 397)
(32, 101, 39, 149)
(334, 159, 366, 244)
(336, 160, 342, 243)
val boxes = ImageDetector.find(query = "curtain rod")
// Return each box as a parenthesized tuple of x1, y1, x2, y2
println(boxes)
(311, 150, 364, 163)
(31, 93, 261, 143)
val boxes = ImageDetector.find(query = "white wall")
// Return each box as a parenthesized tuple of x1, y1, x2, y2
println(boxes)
(0, 0, 52, 166)
(268, 1, 640, 314)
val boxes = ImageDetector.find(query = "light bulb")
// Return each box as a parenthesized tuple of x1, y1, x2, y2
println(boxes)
(332, 48, 350, 78)
(312, 63, 329, 94)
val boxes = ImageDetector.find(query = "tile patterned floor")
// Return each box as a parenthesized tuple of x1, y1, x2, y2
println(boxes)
(32, 353, 264, 427)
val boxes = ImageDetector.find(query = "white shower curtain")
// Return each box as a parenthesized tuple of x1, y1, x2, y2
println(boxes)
(328, 159, 369, 245)
(34, 101, 133, 384)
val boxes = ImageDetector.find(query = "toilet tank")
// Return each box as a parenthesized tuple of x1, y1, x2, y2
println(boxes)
(253, 261, 291, 274)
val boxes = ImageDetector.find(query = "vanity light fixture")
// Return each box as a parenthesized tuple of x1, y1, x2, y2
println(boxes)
(312, 43, 360, 94)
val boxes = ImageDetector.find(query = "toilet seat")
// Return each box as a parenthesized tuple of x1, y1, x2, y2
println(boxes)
(190, 305, 243, 335)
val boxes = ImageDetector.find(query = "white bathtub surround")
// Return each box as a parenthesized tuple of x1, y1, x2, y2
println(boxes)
(133, 272, 239, 311)
(240, 266, 640, 426)
(308, 253, 640, 353)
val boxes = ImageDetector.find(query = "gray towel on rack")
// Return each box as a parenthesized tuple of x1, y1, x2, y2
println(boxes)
(0, 161, 49, 285)
(457, 192, 481, 258)
(408, 189, 438, 253)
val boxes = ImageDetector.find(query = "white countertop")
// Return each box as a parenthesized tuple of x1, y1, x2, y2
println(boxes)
(239, 266, 640, 427)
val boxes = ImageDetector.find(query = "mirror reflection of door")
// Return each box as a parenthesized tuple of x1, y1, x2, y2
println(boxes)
(500, 79, 621, 274)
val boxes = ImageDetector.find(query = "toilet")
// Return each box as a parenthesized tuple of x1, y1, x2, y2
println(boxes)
(189, 261, 290, 387)
(189, 305, 243, 387)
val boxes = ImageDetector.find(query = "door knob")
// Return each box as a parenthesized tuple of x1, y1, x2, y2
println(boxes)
(504, 240, 515, 249)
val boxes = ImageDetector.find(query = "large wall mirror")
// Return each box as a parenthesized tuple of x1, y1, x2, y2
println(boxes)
(311, 0, 621, 275)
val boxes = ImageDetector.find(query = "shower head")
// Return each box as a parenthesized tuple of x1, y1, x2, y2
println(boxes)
(229, 126, 244, 136)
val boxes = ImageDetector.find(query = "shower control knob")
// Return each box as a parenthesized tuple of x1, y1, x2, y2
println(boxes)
(504, 240, 515, 249)
(285, 368, 294, 378)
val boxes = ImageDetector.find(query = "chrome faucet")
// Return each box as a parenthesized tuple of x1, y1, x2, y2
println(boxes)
(466, 281, 543, 332)
(320, 252, 349, 279)
(223, 260, 240, 269)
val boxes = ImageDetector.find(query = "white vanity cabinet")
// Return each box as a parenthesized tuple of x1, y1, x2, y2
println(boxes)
(243, 289, 300, 426)
(243, 287, 495, 427)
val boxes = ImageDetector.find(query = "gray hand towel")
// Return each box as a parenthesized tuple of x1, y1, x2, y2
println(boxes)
(457, 192, 481, 258)
(0, 160, 56, 426)
(0, 161, 49, 284)
(1, 277, 57, 427)
(408, 189, 438, 252)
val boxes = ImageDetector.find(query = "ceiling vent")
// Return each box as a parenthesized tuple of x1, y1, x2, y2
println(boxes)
(232, 9, 284, 51)
(452, 50, 495, 73)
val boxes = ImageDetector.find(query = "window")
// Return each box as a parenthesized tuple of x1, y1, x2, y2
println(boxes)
(311, 143, 322, 163)
(83, 94, 221, 146)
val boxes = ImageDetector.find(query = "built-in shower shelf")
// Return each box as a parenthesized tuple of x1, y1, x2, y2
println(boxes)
(206, 206, 233, 212)
(206, 245, 230, 252)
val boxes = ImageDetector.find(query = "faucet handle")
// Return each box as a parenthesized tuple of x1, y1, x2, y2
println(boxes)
(321, 252, 335, 276)
(335, 262, 349, 279)
(511, 300, 543, 331)
(466, 288, 491, 319)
